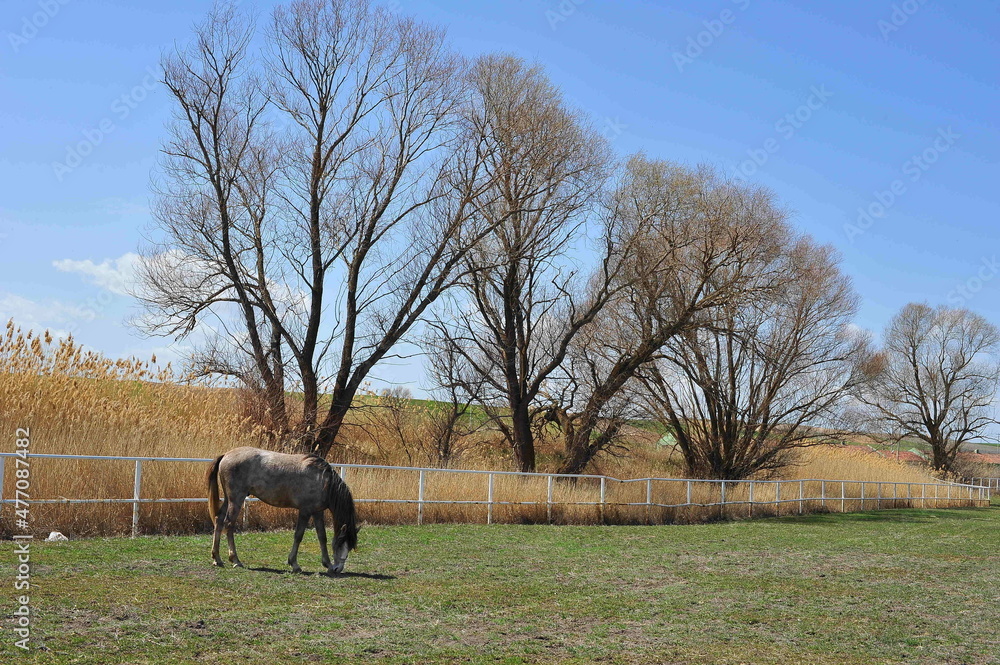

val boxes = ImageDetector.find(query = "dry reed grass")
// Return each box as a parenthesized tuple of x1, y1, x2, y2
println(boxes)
(0, 320, 983, 537)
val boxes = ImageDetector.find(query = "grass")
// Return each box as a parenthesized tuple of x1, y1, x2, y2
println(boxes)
(3, 505, 999, 664)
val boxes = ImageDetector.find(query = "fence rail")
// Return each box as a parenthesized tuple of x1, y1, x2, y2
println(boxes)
(0, 453, 992, 537)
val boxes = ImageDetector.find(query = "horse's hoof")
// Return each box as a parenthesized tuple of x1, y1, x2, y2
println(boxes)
(232, 562, 244, 569)
(290, 566, 302, 574)
(212, 559, 224, 567)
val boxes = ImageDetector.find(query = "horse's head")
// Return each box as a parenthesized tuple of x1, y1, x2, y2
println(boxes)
(327, 472, 358, 574)
(330, 523, 359, 574)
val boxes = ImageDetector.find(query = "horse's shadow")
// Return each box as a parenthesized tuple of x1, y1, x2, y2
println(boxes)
(247, 566, 395, 580)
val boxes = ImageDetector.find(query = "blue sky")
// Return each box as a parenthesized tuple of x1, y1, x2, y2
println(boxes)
(1, 0, 998, 392)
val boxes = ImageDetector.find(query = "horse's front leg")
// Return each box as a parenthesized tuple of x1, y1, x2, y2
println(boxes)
(287, 511, 310, 573)
(225, 495, 246, 568)
(313, 511, 332, 572)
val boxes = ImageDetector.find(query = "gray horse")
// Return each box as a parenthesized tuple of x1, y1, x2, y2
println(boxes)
(206, 447, 358, 573)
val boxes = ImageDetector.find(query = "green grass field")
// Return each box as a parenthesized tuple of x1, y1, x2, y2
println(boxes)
(3, 506, 999, 664)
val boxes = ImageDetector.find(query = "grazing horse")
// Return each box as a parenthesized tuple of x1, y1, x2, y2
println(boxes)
(206, 447, 358, 574)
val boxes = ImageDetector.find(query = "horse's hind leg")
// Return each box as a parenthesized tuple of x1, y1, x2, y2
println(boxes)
(225, 494, 246, 568)
(287, 511, 310, 573)
(211, 497, 229, 567)
(313, 511, 332, 571)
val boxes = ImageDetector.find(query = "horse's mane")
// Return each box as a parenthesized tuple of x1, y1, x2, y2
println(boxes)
(307, 455, 358, 550)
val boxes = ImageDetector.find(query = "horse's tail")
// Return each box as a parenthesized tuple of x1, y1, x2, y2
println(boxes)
(206, 455, 224, 522)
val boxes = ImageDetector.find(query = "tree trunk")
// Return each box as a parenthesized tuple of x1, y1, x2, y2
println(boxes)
(264, 379, 289, 435)
(558, 438, 593, 474)
(307, 387, 360, 458)
(510, 402, 536, 472)
(930, 436, 951, 472)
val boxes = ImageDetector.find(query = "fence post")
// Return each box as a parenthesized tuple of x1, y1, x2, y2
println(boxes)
(417, 469, 425, 526)
(686, 480, 692, 506)
(339, 466, 347, 482)
(921, 483, 925, 508)
(547, 475, 553, 524)
(798, 480, 804, 515)
(748, 480, 754, 518)
(599, 477, 606, 524)
(645, 479, 652, 525)
(841, 481, 846, 512)
(821, 480, 825, 511)
(720, 480, 727, 519)
(775, 481, 780, 511)
(876, 482, 881, 510)
(860, 481, 865, 510)
(487, 473, 494, 525)
(0, 455, 5, 516)
(132, 460, 143, 538)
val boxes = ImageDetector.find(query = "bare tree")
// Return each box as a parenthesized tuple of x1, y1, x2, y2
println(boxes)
(857, 303, 1000, 473)
(134, 4, 293, 432)
(639, 237, 871, 480)
(349, 386, 420, 465)
(422, 334, 488, 466)
(543, 158, 796, 474)
(136, 0, 500, 456)
(426, 54, 615, 472)
(434, 149, 792, 472)
(350, 379, 483, 467)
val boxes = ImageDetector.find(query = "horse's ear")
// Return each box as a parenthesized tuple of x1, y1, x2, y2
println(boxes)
(339, 524, 348, 536)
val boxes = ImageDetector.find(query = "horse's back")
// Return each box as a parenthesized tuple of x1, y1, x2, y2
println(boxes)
(220, 446, 310, 472)
(218, 447, 328, 510)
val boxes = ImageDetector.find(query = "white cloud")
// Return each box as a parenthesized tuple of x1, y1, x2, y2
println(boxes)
(0, 292, 91, 340)
(53, 252, 141, 296)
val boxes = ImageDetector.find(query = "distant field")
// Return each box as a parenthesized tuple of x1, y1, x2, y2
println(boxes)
(3, 505, 998, 664)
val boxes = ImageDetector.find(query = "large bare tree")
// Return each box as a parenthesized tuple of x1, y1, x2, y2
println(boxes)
(857, 303, 1000, 472)
(136, 0, 499, 456)
(425, 54, 615, 472)
(639, 237, 871, 480)
(542, 158, 796, 473)
(434, 151, 792, 472)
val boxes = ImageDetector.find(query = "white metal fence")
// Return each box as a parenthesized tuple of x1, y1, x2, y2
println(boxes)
(0, 453, 992, 537)
(963, 477, 1000, 491)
